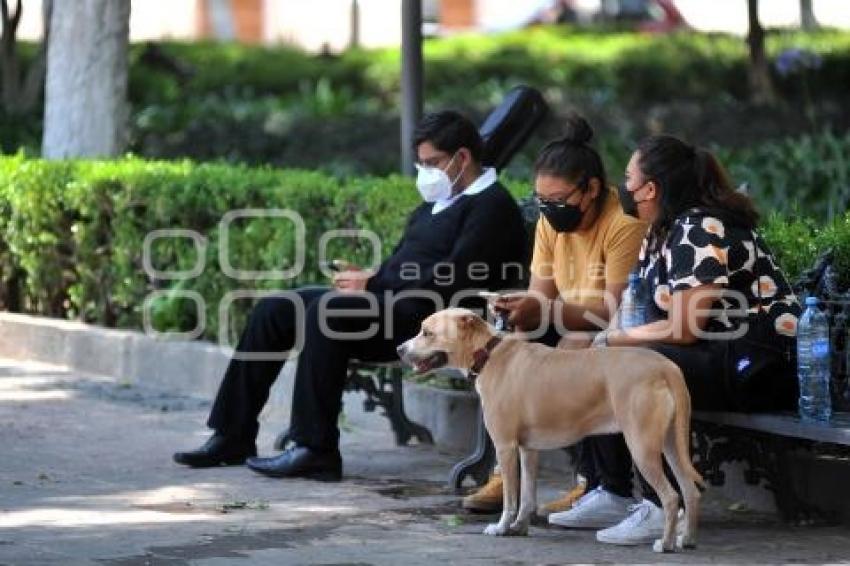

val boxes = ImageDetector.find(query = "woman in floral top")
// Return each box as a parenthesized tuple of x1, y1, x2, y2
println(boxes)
(547, 135, 801, 546)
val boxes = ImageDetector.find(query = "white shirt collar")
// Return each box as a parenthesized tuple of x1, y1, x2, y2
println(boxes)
(431, 167, 498, 215)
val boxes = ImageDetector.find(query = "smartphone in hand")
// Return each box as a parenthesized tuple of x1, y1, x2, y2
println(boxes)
(478, 291, 517, 332)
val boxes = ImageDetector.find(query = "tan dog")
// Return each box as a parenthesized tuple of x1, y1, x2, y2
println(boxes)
(397, 308, 705, 553)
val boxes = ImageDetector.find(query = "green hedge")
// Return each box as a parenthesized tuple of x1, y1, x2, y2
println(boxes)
(5, 28, 850, 164)
(122, 29, 850, 172)
(0, 155, 527, 341)
(0, 155, 846, 342)
(126, 29, 850, 109)
(720, 130, 850, 221)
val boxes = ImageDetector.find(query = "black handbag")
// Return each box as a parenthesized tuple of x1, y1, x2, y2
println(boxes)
(724, 315, 796, 412)
(723, 231, 797, 412)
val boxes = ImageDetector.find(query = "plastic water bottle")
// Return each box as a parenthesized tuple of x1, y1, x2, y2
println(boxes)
(619, 272, 645, 329)
(797, 296, 832, 422)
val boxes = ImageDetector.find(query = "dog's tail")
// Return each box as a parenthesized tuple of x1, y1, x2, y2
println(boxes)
(665, 363, 706, 490)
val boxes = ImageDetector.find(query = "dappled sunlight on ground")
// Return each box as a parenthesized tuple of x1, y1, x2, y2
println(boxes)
(0, 507, 219, 528)
(0, 374, 76, 402)
(35, 483, 231, 508)
(0, 359, 72, 375)
(0, 389, 73, 402)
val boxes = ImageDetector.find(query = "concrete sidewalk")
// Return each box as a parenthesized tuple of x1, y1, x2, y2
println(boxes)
(1, 357, 849, 565)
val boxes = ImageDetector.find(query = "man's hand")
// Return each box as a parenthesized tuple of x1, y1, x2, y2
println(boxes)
(493, 293, 550, 332)
(333, 265, 371, 293)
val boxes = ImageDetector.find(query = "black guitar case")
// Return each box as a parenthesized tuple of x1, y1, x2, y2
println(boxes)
(479, 85, 549, 172)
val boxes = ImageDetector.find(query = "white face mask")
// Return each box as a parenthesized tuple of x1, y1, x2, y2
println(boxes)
(415, 153, 463, 203)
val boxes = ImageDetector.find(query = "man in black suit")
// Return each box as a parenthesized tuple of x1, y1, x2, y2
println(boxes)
(174, 110, 527, 480)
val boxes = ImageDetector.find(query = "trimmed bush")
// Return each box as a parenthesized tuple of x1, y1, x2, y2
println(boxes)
(0, 155, 527, 340)
(0, 155, 847, 342)
(721, 130, 850, 221)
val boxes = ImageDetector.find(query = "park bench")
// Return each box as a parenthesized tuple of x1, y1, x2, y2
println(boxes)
(691, 410, 850, 523)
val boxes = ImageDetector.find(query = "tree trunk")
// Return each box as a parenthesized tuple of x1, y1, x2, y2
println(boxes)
(42, 0, 130, 158)
(350, 0, 360, 49)
(746, 0, 775, 106)
(800, 0, 818, 30)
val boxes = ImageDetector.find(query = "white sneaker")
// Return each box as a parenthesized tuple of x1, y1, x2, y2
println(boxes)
(596, 499, 665, 545)
(548, 486, 635, 529)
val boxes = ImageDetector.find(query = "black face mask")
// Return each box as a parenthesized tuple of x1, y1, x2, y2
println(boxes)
(539, 202, 583, 233)
(618, 183, 639, 218)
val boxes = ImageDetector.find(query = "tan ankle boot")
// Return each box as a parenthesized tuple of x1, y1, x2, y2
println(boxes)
(462, 471, 503, 513)
(537, 480, 587, 517)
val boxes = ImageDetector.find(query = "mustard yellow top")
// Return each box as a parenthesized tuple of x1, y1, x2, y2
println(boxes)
(530, 188, 647, 306)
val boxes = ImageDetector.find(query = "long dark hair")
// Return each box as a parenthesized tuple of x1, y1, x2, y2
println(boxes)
(534, 112, 608, 214)
(636, 135, 759, 239)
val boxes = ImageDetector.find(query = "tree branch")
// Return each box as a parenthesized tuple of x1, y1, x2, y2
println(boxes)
(18, 0, 53, 114)
(10, 0, 21, 30)
(1, 0, 12, 53)
(746, 0, 775, 105)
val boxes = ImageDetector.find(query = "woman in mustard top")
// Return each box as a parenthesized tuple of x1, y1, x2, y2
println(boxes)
(463, 113, 647, 516)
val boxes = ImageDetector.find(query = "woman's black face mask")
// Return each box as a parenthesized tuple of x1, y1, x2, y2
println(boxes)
(537, 198, 584, 233)
(618, 183, 639, 218)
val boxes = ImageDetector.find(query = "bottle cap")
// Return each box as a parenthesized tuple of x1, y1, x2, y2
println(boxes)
(805, 296, 818, 307)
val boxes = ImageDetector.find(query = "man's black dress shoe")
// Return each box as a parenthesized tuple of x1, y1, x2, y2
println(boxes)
(246, 445, 342, 481)
(173, 434, 257, 468)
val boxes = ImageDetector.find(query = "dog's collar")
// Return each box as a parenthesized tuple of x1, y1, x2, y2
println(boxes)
(468, 336, 502, 381)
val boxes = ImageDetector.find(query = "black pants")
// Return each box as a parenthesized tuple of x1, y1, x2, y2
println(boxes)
(207, 286, 430, 450)
(579, 340, 798, 504)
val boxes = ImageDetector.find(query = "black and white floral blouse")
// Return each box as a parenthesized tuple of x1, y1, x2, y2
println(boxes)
(636, 210, 801, 341)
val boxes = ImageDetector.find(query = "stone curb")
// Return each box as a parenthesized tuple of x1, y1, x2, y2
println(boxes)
(0, 312, 231, 399)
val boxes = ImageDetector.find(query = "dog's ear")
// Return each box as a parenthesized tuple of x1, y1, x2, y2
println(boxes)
(458, 313, 483, 331)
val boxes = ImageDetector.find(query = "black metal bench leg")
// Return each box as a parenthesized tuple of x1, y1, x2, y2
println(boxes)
(760, 436, 838, 525)
(276, 362, 433, 450)
(386, 367, 434, 446)
(449, 404, 495, 491)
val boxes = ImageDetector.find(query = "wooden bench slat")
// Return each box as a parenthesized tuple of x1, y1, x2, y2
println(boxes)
(693, 411, 850, 446)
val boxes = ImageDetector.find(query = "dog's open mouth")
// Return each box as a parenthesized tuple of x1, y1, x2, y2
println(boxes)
(409, 351, 448, 374)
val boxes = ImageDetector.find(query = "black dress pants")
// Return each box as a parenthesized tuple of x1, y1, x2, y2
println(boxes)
(578, 340, 797, 503)
(207, 286, 430, 451)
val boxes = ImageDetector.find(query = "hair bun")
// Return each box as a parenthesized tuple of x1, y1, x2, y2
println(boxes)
(560, 112, 593, 145)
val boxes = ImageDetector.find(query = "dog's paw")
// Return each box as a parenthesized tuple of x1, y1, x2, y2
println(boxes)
(483, 523, 509, 536)
(676, 533, 697, 550)
(652, 538, 676, 553)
